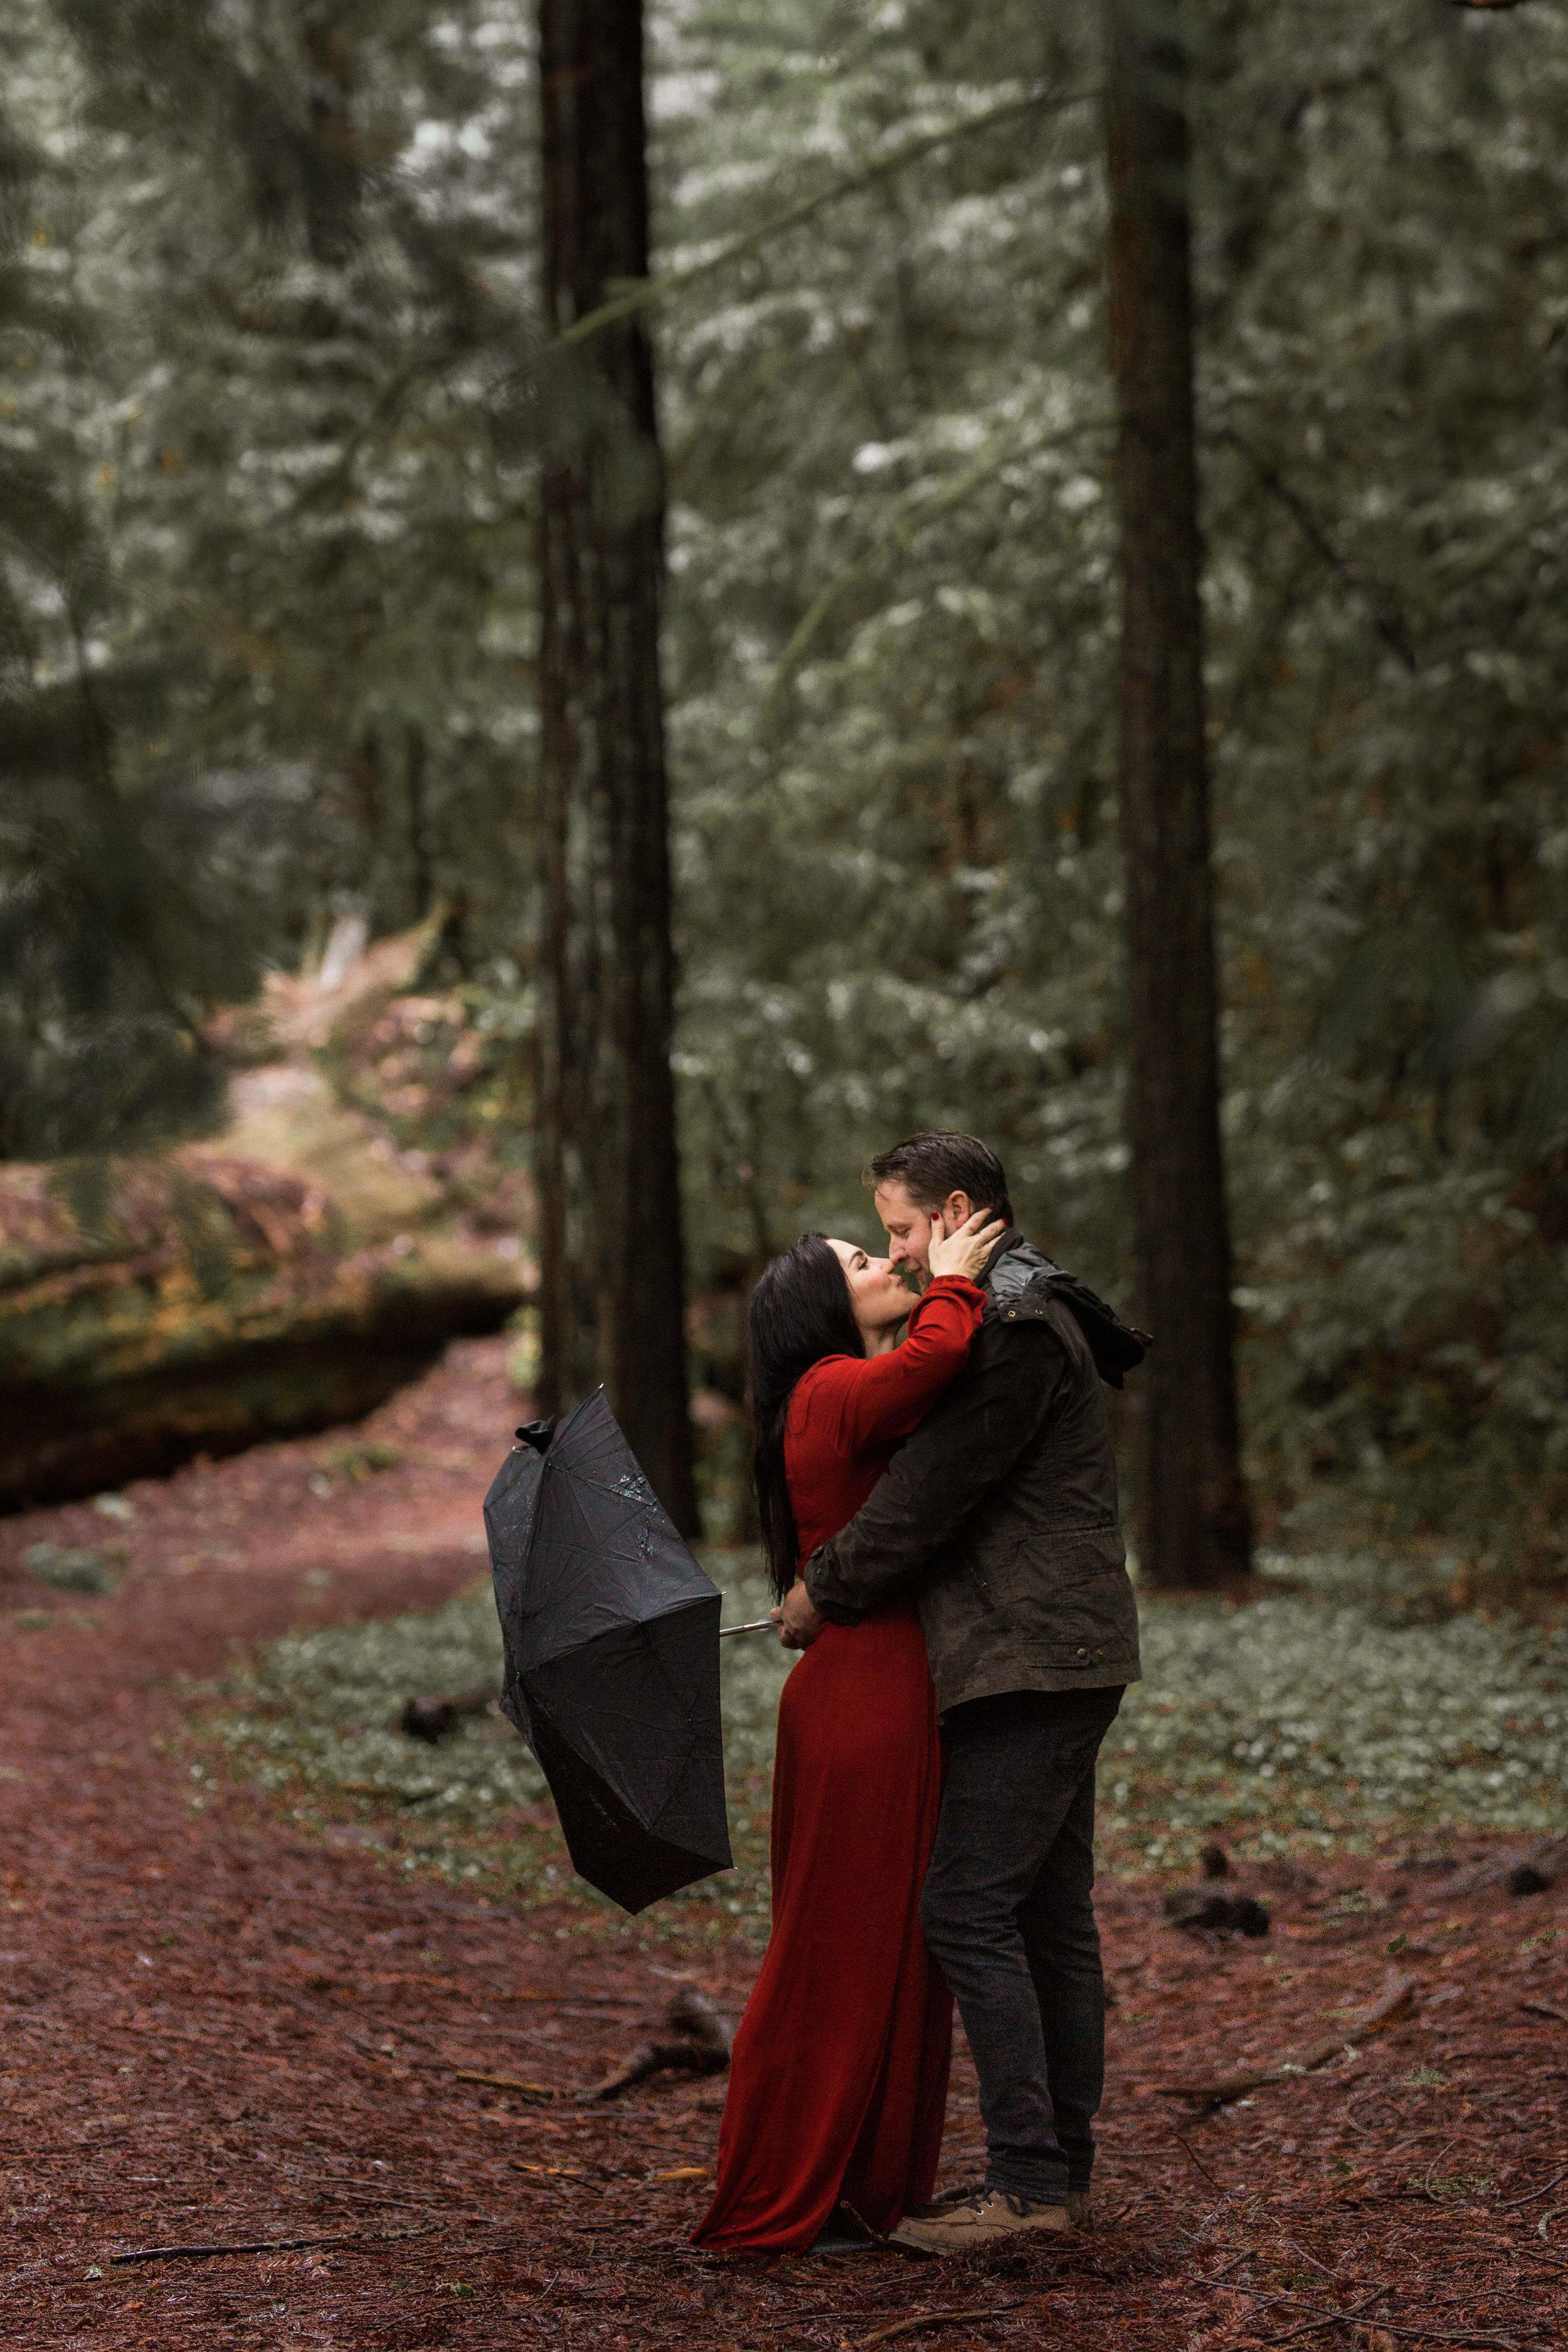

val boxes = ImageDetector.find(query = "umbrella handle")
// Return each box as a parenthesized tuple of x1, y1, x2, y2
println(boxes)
(718, 1618, 776, 1638)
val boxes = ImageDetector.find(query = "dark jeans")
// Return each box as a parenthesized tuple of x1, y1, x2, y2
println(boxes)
(919, 1685, 1123, 2203)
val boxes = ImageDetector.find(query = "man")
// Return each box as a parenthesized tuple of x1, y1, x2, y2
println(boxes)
(776, 1130, 1143, 2255)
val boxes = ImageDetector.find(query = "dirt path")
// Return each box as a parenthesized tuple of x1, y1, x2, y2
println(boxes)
(1, 1340, 1564, 2348)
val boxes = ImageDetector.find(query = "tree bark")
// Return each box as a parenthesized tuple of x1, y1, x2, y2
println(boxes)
(1104, 0, 1251, 1587)
(534, 0, 699, 1531)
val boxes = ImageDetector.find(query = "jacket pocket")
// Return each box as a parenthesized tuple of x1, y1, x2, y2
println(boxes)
(987, 1525, 1123, 1592)
(988, 1535, 1137, 1666)
(1050, 1565, 1138, 1666)
(1041, 1527, 1124, 1586)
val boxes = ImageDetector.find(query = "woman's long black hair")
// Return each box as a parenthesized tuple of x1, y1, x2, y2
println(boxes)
(747, 1234, 866, 1601)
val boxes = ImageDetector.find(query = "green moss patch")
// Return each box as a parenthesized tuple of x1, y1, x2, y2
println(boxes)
(1105, 1585, 1568, 1870)
(200, 1554, 791, 1935)
(198, 1559, 1568, 1923)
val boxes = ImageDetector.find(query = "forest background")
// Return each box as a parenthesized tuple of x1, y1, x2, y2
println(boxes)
(2, 0, 1565, 1595)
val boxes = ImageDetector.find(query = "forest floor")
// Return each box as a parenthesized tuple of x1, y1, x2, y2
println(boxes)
(0, 1338, 1565, 2350)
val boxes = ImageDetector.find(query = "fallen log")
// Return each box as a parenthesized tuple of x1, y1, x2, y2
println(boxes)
(1151, 1971, 1416, 2105)
(0, 1154, 522, 1510)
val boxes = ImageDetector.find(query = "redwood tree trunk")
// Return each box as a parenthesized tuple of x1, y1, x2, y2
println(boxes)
(1105, 0, 1251, 1587)
(534, 0, 699, 1531)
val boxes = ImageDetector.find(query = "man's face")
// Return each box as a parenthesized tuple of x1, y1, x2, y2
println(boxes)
(874, 1180, 976, 1276)
(874, 1181, 933, 1276)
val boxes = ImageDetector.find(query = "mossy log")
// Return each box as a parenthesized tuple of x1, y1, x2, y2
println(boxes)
(0, 1154, 524, 1512)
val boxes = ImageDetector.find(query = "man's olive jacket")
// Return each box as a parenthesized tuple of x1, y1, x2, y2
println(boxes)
(803, 1230, 1142, 1715)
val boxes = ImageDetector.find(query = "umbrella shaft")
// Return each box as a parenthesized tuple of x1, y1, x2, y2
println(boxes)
(718, 1619, 775, 1638)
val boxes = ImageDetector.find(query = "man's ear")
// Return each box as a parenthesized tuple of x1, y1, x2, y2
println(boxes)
(943, 1190, 973, 1235)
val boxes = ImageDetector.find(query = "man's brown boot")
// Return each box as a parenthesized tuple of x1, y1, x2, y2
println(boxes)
(889, 2188, 1073, 2256)
(906, 2180, 1093, 2230)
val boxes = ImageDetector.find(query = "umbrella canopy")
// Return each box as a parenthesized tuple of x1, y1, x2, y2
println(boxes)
(484, 1389, 733, 1914)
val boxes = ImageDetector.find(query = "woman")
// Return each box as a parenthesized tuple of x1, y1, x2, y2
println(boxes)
(694, 1209, 1001, 2254)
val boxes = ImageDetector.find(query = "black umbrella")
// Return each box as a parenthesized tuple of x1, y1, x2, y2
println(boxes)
(483, 1389, 734, 1914)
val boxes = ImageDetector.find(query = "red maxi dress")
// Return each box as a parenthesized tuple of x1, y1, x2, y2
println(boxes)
(694, 1274, 985, 2252)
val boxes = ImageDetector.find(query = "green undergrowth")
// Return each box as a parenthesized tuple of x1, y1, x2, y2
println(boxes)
(191, 1549, 1568, 1928)
(1108, 1569, 1568, 1871)
(195, 1554, 790, 1939)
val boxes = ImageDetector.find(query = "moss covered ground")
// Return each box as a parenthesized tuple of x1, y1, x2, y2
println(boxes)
(198, 1555, 790, 1934)
(195, 1547, 1568, 1934)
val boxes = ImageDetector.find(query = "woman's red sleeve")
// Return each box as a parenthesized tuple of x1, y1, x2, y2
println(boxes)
(792, 1276, 985, 1457)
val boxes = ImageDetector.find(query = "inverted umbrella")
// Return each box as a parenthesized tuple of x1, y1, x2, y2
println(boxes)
(484, 1389, 734, 1914)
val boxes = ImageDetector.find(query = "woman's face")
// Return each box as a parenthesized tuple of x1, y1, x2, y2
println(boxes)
(827, 1237, 912, 1335)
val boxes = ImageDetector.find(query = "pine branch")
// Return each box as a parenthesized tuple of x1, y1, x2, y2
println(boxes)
(1216, 425, 1420, 674)
(763, 415, 1113, 736)
(554, 83, 1098, 353)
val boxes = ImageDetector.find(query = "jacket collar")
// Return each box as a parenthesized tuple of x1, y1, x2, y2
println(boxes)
(979, 1225, 1027, 1291)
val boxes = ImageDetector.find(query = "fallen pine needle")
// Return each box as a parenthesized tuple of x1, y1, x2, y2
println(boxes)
(1221, 2289, 1517, 2352)
(1346, 2330, 1517, 2349)
(845, 2302, 1024, 2347)
(1424, 2139, 1463, 2200)
(1173, 2132, 1221, 2190)
(347, 2039, 559, 2099)
(110, 2227, 432, 2266)
(347, 2037, 460, 2078)
(1254, 2289, 1383, 2344)
(497, 1991, 643, 2006)
(454, 2070, 558, 2102)
(1152, 1973, 1416, 2104)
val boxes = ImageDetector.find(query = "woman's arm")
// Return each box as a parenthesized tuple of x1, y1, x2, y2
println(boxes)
(792, 1276, 985, 1458)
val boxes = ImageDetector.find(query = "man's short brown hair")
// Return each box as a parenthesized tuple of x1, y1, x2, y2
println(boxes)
(867, 1131, 1014, 1226)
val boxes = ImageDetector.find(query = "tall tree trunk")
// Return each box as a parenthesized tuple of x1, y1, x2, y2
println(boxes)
(1104, 0, 1251, 1588)
(534, 0, 699, 1531)
(404, 721, 430, 923)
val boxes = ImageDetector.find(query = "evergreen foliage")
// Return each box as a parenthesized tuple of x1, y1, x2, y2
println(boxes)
(53, 0, 539, 965)
(1, 0, 539, 1165)
(0, 33, 243, 1155)
(656, 0, 1568, 1573)
(3, 0, 1566, 1573)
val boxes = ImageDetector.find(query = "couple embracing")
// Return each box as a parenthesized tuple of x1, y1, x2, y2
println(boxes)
(695, 1131, 1145, 2259)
